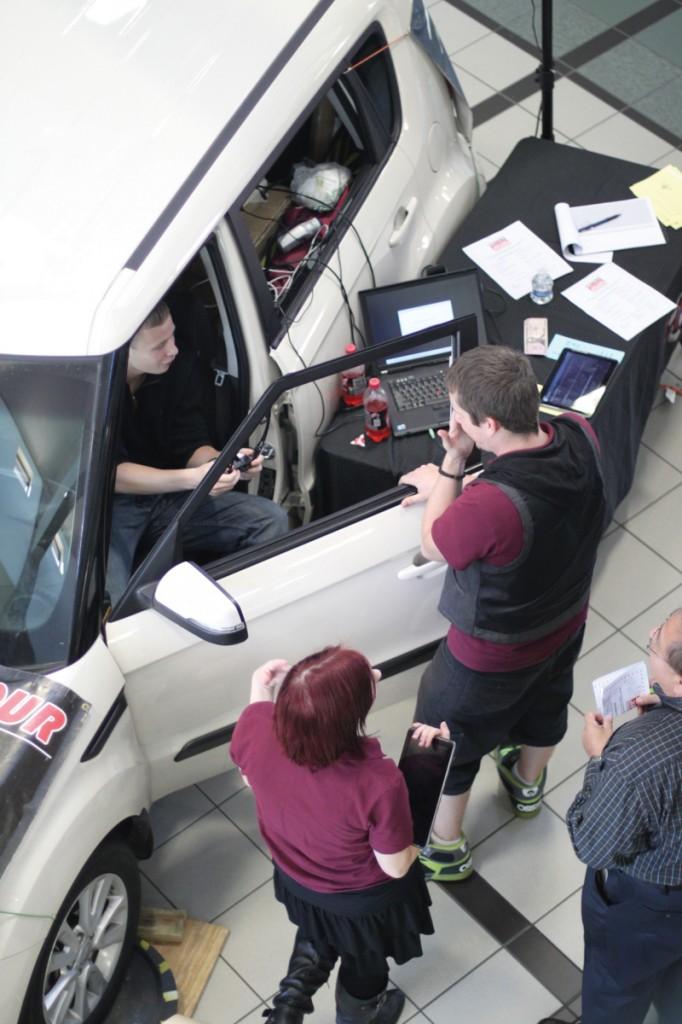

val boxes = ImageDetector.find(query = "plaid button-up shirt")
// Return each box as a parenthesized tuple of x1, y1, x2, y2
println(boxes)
(567, 689, 682, 886)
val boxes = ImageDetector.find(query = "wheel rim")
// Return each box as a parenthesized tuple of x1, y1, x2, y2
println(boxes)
(41, 872, 129, 1024)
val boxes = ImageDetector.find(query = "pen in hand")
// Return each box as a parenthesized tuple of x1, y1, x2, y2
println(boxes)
(578, 213, 621, 233)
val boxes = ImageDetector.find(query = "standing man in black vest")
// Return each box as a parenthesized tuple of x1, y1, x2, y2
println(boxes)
(400, 346, 607, 881)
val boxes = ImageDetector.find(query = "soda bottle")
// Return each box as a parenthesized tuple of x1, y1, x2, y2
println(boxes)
(363, 377, 390, 442)
(340, 343, 366, 407)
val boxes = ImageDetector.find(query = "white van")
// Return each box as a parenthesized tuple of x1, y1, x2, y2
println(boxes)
(0, 1, 480, 1021)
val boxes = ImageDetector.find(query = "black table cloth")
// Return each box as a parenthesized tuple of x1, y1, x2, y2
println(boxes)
(315, 138, 682, 517)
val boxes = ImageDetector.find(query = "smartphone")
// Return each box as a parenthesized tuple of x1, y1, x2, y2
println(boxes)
(523, 317, 549, 356)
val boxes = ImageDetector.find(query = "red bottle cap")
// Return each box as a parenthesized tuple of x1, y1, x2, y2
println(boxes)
(368, 377, 380, 388)
(344, 343, 357, 354)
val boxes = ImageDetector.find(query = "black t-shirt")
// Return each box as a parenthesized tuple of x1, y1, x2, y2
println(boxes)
(118, 348, 209, 470)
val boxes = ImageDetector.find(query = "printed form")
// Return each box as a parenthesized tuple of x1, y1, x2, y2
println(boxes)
(561, 263, 676, 341)
(592, 661, 649, 717)
(462, 220, 572, 300)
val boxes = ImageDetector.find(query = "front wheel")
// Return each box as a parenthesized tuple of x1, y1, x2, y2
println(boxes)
(20, 841, 140, 1024)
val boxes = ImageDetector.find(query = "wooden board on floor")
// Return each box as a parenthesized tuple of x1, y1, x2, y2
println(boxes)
(155, 918, 230, 1016)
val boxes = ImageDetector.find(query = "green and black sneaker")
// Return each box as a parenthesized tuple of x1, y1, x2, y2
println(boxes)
(496, 745, 546, 818)
(419, 834, 473, 882)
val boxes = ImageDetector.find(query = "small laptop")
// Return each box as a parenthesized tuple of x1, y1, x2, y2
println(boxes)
(398, 727, 456, 847)
(359, 269, 484, 437)
(540, 348, 619, 418)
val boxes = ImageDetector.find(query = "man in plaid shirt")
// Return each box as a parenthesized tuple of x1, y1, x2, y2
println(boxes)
(540, 608, 682, 1024)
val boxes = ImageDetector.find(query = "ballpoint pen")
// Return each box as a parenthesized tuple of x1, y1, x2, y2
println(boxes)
(578, 213, 621, 232)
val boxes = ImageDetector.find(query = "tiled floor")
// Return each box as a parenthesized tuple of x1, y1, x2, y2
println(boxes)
(134, 4, 682, 1023)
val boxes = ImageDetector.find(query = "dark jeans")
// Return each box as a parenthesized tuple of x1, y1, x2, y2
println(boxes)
(107, 489, 288, 604)
(582, 867, 682, 1024)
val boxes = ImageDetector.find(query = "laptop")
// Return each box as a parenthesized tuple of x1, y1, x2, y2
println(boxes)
(398, 727, 456, 847)
(359, 269, 486, 437)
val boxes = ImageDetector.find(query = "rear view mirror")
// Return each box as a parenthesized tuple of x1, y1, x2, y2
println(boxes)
(148, 562, 248, 645)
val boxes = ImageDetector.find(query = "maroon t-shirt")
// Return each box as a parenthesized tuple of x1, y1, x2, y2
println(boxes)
(230, 702, 413, 893)
(432, 421, 589, 672)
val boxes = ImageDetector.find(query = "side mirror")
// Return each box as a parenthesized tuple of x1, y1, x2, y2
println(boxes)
(143, 562, 248, 645)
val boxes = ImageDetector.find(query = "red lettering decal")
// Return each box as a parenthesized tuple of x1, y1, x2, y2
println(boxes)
(21, 703, 67, 745)
(0, 682, 7, 703)
(0, 689, 42, 726)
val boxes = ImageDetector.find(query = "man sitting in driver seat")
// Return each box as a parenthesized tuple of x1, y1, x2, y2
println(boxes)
(106, 299, 288, 605)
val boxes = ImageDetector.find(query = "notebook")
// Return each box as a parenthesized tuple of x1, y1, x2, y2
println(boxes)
(359, 270, 485, 437)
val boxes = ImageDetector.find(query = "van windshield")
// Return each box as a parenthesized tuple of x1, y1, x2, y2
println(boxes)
(0, 356, 103, 669)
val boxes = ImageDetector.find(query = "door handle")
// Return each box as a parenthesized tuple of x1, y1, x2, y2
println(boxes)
(397, 560, 446, 581)
(389, 196, 418, 247)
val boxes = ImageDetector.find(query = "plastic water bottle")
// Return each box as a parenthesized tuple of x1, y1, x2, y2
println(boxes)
(363, 377, 390, 442)
(530, 269, 554, 305)
(340, 344, 366, 408)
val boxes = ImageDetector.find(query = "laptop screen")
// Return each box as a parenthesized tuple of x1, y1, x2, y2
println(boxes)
(359, 269, 485, 370)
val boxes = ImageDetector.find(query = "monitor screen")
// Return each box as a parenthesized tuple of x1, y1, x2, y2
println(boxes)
(359, 269, 486, 369)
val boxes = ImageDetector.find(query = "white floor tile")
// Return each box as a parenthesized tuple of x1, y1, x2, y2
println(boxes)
(372, 664, 422, 715)
(424, 948, 560, 1024)
(571, 631, 646, 714)
(590, 527, 681, 627)
(620, 583, 682, 651)
(476, 152, 500, 184)
(198, 767, 246, 805)
(458, 67, 497, 107)
(194, 957, 263, 1024)
(643, 397, 682, 472)
(473, 105, 540, 169)
(536, 888, 585, 969)
(544, 768, 585, 821)
(546, 704, 589, 790)
(454, 33, 538, 92)
(475, 809, 586, 922)
(626, 486, 682, 571)
(216, 879, 297, 999)
(139, 869, 173, 910)
(575, 113, 673, 166)
(390, 882, 498, 1007)
(614, 447, 681, 524)
(221, 787, 272, 859)
(367, 695, 417, 764)
(582, 608, 617, 655)
(149, 784, 214, 848)
(520, 77, 619, 139)
(430, 2, 492, 53)
(466, 751, 515, 847)
(144, 809, 273, 922)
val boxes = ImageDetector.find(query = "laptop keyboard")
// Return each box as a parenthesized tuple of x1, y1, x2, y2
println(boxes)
(390, 369, 449, 412)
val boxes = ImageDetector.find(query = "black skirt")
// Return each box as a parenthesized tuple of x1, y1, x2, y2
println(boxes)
(273, 860, 434, 972)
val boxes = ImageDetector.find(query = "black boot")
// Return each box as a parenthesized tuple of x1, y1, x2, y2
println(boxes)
(263, 936, 337, 1024)
(335, 978, 405, 1024)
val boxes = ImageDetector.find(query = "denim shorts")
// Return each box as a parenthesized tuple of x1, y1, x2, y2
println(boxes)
(414, 627, 584, 795)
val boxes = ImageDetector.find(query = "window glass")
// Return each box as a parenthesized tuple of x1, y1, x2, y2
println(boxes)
(0, 357, 102, 668)
(237, 28, 397, 323)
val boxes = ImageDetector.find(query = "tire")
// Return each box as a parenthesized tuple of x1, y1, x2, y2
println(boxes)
(19, 841, 140, 1024)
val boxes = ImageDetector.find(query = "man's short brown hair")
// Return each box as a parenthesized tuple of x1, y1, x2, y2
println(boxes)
(131, 299, 171, 346)
(446, 345, 539, 435)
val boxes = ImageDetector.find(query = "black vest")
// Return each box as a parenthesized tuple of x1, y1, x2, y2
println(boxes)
(438, 417, 607, 644)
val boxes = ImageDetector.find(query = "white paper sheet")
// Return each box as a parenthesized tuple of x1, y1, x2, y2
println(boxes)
(397, 299, 454, 336)
(592, 661, 649, 717)
(561, 263, 676, 341)
(554, 197, 664, 265)
(546, 334, 625, 364)
(462, 220, 572, 300)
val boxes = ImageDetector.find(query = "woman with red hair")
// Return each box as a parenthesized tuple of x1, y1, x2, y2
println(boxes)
(231, 646, 440, 1024)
